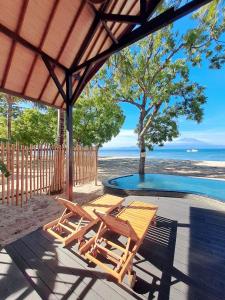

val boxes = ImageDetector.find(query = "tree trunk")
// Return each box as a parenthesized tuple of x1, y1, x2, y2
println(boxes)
(138, 135, 146, 175)
(7, 97, 12, 141)
(138, 109, 146, 175)
(57, 109, 65, 145)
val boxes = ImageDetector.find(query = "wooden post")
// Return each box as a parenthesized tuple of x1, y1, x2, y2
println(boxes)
(66, 73, 73, 201)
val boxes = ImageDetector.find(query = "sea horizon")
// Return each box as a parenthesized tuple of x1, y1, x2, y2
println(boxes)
(99, 148, 225, 162)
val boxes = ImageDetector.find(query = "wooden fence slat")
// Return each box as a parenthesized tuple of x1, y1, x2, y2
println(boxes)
(6, 143, 10, 205)
(16, 143, 19, 205)
(40, 145, 43, 194)
(0, 143, 98, 205)
(11, 144, 14, 205)
(45, 145, 48, 193)
(1, 143, 5, 204)
(42, 145, 45, 193)
(25, 146, 28, 203)
(21, 145, 24, 207)
(47, 145, 49, 193)
(48, 145, 51, 194)
(30, 145, 32, 198)
(33, 145, 36, 195)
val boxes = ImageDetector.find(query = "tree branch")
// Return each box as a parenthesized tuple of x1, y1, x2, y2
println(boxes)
(150, 42, 185, 85)
(114, 98, 142, 110)
(139, 100, 163, 138)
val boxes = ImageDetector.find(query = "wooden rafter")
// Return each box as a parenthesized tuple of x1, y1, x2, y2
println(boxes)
(97, 1, 137, 57)
(70, 0, 212, 74)
(82, 0, 125, 68)
(22, 0, 60, 94)
(89, 4, 119, 45)
(140, 0, 147, 18)
(0, 23, 67, 72)
(69, 0, 111, 73)
(1, 0, 29, 88)
(42, 55, 66, 101)
(52, 73, 81, 106)
(102, 21, 118, 44)
(39, 1, 86, 104)
(71, 64, 93, 103)
(71, 0, 157, 103)
(99, 12, 141, 24)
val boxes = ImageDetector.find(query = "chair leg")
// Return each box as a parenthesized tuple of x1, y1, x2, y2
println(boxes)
(128, 265, 136, 288)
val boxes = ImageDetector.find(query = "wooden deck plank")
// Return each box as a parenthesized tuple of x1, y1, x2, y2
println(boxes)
(2, 195, 225, 299)
(6, 241, 59, 300)
(0, 248, 42, 300)
(21, 232, 106, 300)
(39, 229, 145, 300)
(126, 195, 225, 300)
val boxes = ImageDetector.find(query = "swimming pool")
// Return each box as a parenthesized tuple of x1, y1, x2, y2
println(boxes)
(104, 174, 225, 202)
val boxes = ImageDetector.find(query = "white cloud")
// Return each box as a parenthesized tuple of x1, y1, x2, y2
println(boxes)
(103, 128, 225, 149)
(176, 129, 225, 145)
(163, 129, 225, 146)
(103, 129, 137, 148)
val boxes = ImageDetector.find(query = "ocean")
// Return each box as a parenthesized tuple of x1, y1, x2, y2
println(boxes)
(99, 148, 225, 161)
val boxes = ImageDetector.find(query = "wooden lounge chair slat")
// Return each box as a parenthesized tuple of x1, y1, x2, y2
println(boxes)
(58, 222, 74, 233)
(81, 200, 158, 287)
(43, 194, 123, 246)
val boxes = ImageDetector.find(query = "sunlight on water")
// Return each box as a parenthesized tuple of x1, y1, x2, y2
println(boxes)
(109, 174, 225, 202)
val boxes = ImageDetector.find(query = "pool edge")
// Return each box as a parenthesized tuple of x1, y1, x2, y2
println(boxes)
(103, 174, 225, 204)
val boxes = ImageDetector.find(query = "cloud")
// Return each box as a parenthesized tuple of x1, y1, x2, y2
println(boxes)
(175, 129, 225, 145)
(103, 128, 225, 148)
(103, 129, 137, 148)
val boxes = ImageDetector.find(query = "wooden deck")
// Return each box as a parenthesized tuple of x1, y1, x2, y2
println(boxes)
(1, 195, 225, 300)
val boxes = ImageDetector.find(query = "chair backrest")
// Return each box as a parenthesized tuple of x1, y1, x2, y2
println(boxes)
(57, 197, 94, 221)
(94, 210, 139, 241)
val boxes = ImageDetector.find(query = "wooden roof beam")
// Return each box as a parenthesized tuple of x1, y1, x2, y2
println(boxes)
(70, 0, 111, 70)
(1, 0, 29, 88)
(71, 64, 93, 103)
(70, 0, 212, 74)
(42, 55, 66, 102)
(99, 12, 142, 24)
(102, 20, 118, 44)
(22, 0, 60, 94)
(0, 23, 68, 72)
(140, 0, 147, 18)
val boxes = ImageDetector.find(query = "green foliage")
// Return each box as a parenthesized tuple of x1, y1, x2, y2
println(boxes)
(0, 115, 7, 140)
(190, 0, 225, 69)
(0, 93, 21, 119)
(13, 108, 57, 145)
(93, 1, 224, 154)
(74, 89, 125, 147)
(142, 114, 179, 151)
(0, 160, 10, 177)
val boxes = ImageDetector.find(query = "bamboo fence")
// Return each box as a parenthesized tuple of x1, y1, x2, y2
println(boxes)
(0, 143, 98, 206)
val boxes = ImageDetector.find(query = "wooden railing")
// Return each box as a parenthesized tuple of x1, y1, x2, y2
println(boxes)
(0, 143, 98, 206)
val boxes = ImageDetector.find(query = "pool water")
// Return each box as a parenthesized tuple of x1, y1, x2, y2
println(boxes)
(108, 174, 225, 202)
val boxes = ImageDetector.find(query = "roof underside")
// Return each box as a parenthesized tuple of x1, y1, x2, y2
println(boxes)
(0, 0, 211, 109)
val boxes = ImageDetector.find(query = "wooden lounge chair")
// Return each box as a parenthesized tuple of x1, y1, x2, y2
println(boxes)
(80, 201, 158, 287)
(43, 194, 124, 247)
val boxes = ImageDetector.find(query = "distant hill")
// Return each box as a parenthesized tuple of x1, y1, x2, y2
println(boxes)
(161, 138, 224, 149)
(102, 138, 224, 150)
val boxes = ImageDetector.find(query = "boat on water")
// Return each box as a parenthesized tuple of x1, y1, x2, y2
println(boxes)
(186, 149, 198, 152)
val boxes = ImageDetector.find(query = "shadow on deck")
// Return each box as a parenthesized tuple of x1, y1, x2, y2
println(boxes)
(1, 202, 225, 299)
(1, 215, 176, 300)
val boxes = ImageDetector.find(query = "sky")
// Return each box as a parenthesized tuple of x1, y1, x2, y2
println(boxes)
(103, 10, 225, 149)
